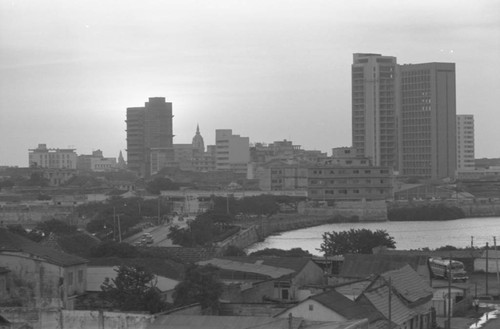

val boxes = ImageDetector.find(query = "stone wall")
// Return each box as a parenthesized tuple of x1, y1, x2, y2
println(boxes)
(0, 308, 153, 329)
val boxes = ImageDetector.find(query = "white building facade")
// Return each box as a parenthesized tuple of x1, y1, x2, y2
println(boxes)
(215, 129, 250, 173)
(456, 114, 475, 171)
(29, 144, 77, 169)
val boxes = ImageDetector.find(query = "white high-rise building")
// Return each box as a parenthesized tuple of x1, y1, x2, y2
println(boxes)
(215, 129, 249, 173)
(456, 115, 475, 171)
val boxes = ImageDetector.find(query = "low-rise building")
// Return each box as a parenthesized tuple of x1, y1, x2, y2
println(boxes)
(29, 144, 77, 169)
(197, 257, 324, 302)
(307, 164, 393, 201)
(0, 228, 88, 309)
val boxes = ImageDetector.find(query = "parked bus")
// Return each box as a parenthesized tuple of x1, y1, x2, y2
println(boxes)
(428, 257, 468, 282)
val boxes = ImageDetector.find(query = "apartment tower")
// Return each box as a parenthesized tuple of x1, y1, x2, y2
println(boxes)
(398, 63, 456, 179)
(352, 53, 398, 169)
(456, 114, 475, 171)
(126, 97, 174, 177)
(351, 54, 457, 180)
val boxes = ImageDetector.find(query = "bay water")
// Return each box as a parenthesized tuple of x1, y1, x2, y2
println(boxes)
(246, 217, 500, 256)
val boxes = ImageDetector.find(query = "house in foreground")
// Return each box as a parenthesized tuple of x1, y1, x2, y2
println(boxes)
(197, 257, 324, 302)
(0, 228, 88, 309)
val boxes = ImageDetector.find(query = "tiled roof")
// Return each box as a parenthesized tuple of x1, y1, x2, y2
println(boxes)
(380, 265, 433, 305)
(0, 228, 88, 267)
(361, 285, 416, 326)
(87, 257, 184, 280)
(334, 280, 372, 300)
(340, 254, 427, 279)
(197, 258, 295, 279)
(149, 315, 303, 329)
(310, 290, 382, 322)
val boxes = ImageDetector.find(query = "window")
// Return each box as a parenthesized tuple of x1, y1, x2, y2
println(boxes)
(68, 271, 74, 286)
(281, 289, 289, 300)
(309, 304, 314, 311)
(78, 270, 83, 283)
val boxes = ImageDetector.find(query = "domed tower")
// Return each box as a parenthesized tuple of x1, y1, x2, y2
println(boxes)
(192, 124, 205, 155)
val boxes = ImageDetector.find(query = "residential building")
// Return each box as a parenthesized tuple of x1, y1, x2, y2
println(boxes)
(307, 164, 393, 201)
(197, 257, 324, 302)
(351, 53, 398, 169)
(215, 129, 249, 173)
(86, 258, 183, 304)
(126, 97, 174, 177)
(276, 289, 380, 326)
(28, 144, 77, 169)
(0, 228, 88, 309)
(398, 62, 457, 180)
(456, 114, 475, 171)
(356, 265, 434, 329)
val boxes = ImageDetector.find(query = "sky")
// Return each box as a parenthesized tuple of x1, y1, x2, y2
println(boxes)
(1, 0, 499, 166)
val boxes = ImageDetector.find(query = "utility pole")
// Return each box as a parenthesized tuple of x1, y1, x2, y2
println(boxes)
(157, 196, 161, 225)
(117, 214, 122, 243)
(447, 252, 452, 329)
(495, 237, 500, 293)
(113, 206, 116, 241)
(471, 236, 474, 249)
(486, 242, 489, 296)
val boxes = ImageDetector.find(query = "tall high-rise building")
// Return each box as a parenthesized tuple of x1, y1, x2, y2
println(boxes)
(456, 114, 475, 171)
(126, 97, 174, 177)
(351, 54, 457, 180)
(399, 63, 456, 179)
(352, 53, 398, 169)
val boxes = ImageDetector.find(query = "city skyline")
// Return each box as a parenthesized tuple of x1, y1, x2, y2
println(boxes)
(1, 0, 499, 166)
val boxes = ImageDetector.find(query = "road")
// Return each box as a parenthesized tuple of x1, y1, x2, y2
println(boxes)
(124, 217, 189, 247)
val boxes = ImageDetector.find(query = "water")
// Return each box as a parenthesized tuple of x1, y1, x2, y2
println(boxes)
(246, 217, 500, 256)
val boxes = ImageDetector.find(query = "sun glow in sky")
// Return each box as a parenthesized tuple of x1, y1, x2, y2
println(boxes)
(1, 0, 499, 165)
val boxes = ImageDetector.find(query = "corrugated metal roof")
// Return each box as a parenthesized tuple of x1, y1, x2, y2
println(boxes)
(197, 258, 295, 279)
(362, 285, 416, 326)
(148, 315, 303, 329)
(381, 265, 433, 304)
(0, 228, 87, 267)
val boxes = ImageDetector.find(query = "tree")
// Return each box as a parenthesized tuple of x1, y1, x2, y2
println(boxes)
(146, 177, 179, 195)
(100, 265, 166, 313)
(173, 264, 223, 314)
(319, 229, 396, 255)
(35, 218, 77, 235)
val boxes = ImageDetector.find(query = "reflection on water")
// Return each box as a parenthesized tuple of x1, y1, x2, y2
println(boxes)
(469, 309, 500, 328)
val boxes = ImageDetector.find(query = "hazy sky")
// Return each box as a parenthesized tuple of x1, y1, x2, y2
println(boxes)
(1, 0, 499, 166)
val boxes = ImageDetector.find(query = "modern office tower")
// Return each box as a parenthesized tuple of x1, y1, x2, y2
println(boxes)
(456, 115, 475, 171)
(352, 53, 398, 169)
(126, 97, 174, 177)
(398, 63, 456, 179)
(215, 129, 250, 173)
(28, 144, 77, 169)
